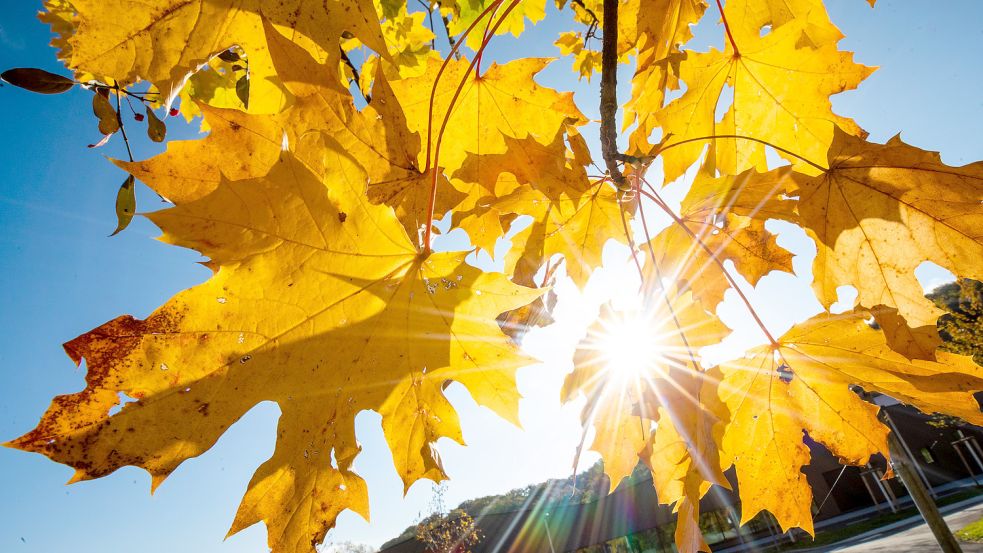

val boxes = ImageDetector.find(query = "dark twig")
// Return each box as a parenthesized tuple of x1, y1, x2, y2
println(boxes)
(570, 0, 600, 26)
(340, 48, 371, 103)
(112, 84, 135, 163)
(94, 83, 158, 103)
(570, 0, 600, 44)
(340, 48, 361, 87)
(599, 0, 626, 188)
(441, 14, 462, 59)
(416, 0, 437, 49)
(123, 94, 138, 117)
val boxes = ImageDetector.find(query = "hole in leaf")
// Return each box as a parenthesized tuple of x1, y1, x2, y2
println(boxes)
(109, 391, 138, 416)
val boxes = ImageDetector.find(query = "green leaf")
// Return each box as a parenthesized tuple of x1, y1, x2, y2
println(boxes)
(110, 175, 136, 236)
(146, 106, 166, 142)
(236, 75, 250, 109)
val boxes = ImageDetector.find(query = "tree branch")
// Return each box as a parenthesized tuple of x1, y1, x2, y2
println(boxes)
(441, 14, 461, 59)
(340, 48, 360, 86)
(570, 0, 600, 26)
(415, 0, 437, 49)
(600, 0, 626, 188)
(112, 84, 135, 163)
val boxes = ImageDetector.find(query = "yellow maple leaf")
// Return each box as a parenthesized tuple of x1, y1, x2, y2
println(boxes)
(442, 0, 548, 49)
(263, 25, 466, 237)
(676, 164, 799, 223)
(117, 104, 283, 204)
(654, 17, 873, 182)
(456, 130, 591, 201)
(554, 31, 602, 81)
(121, 24, 465, 239)
(41, 1, 283, 120)
(681, 138, 982, 352)
(644, 367, 729, 553)
(65, 0, 388, 105)
(870, 306, 943, 362)
(172, 53, 285, 123)
(447, 126, 617, 275)
(646, 167, 795, 310)
(499, 177, 631, 288)
(790, 129, 983, 328)
(355, 6, 439, 94)
(389, 56, 587, 174)
(647, 213, 792, 310)
(718, 307, 983, 534)
(8, 152, 539, 553)
(448, 127, 630, 286)
(38, 0, 89, 79)
(620, 0, 708, 152)
(724, 0, 844, 47)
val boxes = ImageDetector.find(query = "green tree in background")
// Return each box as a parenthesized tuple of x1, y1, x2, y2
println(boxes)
(929, 279, 983, 365)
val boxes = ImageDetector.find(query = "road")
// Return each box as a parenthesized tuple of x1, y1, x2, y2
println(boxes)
(828, 501, 983, 552)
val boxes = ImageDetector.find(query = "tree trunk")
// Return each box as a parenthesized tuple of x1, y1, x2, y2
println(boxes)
(887, 427, 963, 553)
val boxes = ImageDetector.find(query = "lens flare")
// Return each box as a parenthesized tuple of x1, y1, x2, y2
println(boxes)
(592, 311, 668, 383)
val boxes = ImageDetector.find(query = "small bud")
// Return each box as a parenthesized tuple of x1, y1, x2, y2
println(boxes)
(134, 113, 145, 122)
(168, 107, 179, 117)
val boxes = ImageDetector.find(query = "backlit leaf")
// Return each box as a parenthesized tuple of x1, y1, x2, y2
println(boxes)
(65, 0, 388, 105)
(655, 18, 873, 181)
(110, 175, 136, 236)
(791, 129, 983, 328)
(9, 153, 539, 553)
(719, 308, 983, 533)
(92, 91, 119, 136)
(145, 106, 166, 142)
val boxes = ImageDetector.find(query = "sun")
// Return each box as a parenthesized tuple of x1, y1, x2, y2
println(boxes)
(591, 309, 670, 383)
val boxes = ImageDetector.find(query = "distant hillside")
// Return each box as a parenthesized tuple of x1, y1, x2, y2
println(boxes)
(381, 460, 647, 550)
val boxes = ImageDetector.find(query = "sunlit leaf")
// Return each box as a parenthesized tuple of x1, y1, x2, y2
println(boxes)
(110, 175, 136, 236)
(92, 91, 119, 136)
(145, 106, 166, 142)
(9, 153, 539, 553)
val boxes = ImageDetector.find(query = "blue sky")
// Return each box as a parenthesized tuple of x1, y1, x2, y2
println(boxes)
(1, 1, 982, 552)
